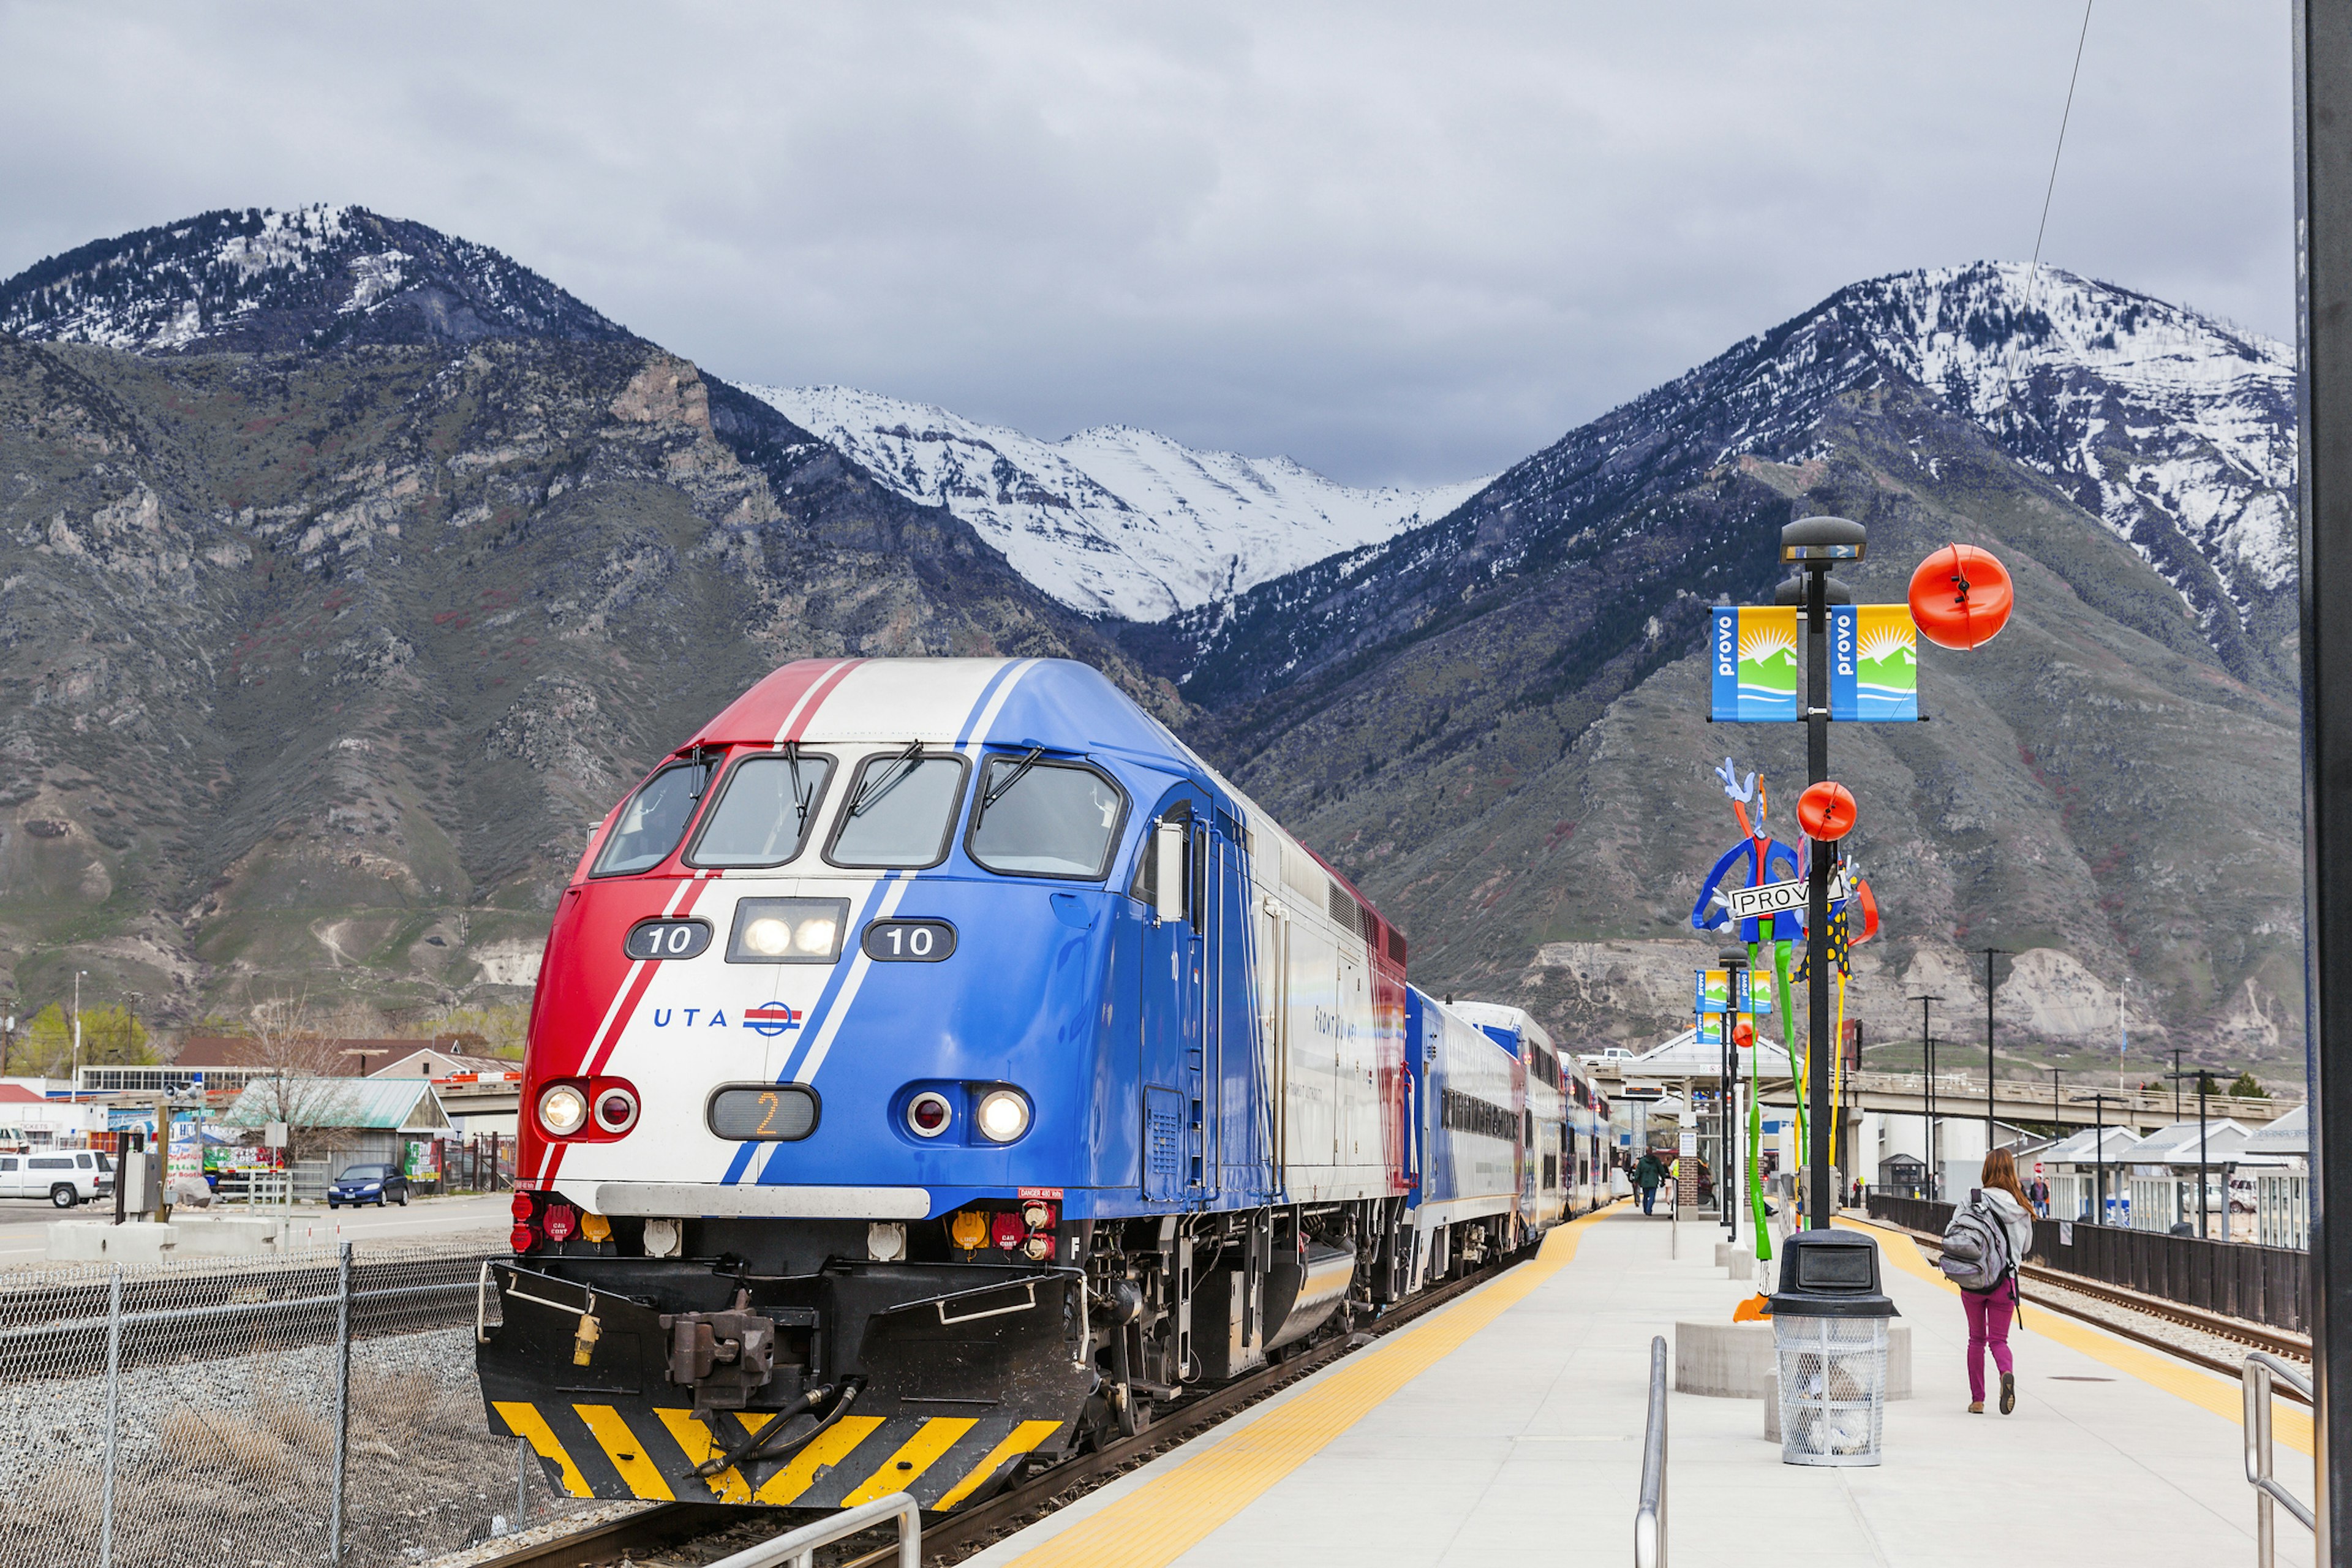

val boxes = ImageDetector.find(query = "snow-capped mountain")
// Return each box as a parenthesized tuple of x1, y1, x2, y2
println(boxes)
(1829, 263, 2295, 640)
(748, 383, 1490, 620)
(0, 204, 629, 354)
(1175, 263, 2299, 700)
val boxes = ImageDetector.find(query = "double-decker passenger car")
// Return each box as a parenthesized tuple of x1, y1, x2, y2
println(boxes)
(477, 657, 1597, 1513)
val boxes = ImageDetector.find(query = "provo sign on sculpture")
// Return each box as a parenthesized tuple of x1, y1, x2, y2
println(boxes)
(1725, 868, 1853, 924)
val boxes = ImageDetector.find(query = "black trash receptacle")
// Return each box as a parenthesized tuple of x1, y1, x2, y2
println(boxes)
(1770, 1229, 1899, 1466)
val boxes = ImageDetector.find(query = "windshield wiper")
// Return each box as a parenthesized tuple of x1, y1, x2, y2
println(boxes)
(782, 741, 816, 827)
(848, 741, 925, 818)
(983, 747, 1045, 809)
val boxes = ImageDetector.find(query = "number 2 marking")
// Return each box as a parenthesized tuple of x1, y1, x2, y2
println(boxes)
(756, 1092, 782, 1137)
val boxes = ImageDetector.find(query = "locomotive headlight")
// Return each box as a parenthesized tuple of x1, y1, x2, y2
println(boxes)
(537, 1084, 589, 1137)
(744, 917, 794, 956)
(793, 916, 838, 954)
(975, 1088, 1031, 1144)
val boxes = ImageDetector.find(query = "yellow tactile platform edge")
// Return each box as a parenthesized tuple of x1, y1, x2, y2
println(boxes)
(1838, 1214, 2313, 1456)
(1005, 1202, 1626, 1568)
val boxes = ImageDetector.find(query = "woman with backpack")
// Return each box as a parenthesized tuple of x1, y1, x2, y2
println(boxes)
(1950, 1148, 2039, 1414)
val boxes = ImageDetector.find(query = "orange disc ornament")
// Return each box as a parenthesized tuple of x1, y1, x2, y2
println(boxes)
(1732, 1019, 1755, 1049)
(1797, 780, 1856, 841)
(1907, 543, 2014, 650)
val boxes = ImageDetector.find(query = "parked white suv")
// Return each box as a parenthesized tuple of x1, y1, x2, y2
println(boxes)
(0, 1150, 113, 1207)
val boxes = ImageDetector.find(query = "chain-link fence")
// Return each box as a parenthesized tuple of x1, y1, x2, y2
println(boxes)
(0, 1238, 614, 1567)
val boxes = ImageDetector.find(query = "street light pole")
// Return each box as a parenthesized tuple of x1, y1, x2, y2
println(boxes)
(1981, 947, 2011, 1155)
(2093, 1093, 2108, 1226)
(1782, 516, 1864, 1230)
(1719, 945, 1746, 1243)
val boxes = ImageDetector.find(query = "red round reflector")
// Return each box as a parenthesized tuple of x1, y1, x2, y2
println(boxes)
(510, 1193, 535, 1221)
(908, 1092, 951, 1136)
(989, 1212, 1025, 1251)
(510, 1224, 537, 1253)
(595, 1091, 638, 1133)
(543, 1203, 577, 1243)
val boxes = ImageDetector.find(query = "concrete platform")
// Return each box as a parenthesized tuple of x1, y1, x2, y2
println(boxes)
(963, 1204, 2315, 1568)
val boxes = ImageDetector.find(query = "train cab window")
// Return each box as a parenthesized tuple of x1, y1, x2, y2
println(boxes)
(826, 750, 967, 869)
(688, 750, 836, 868)
(968, 756, 1127, 879)
(592, 760, 712, 876)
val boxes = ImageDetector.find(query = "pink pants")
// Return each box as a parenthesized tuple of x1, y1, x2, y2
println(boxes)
(1963, 1280, 2016, 1401)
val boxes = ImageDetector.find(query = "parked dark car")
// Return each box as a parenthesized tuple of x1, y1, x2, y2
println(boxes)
(326, 1163, 409, 1208)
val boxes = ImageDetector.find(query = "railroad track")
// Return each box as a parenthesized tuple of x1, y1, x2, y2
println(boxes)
(0, 1254, 491, 1378)
(1850, 1215, 2312, 1398)
(477, 1240, 1547, 1568)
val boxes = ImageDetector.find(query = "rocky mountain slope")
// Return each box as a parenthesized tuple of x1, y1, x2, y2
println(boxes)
(0, 207, 1163, 1029)
(1144, 265, 2303, 1071)
(752, 383, 1487, 620)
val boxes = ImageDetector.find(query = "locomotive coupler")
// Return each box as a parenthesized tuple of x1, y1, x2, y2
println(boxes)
(659, 1288, 778, 1415)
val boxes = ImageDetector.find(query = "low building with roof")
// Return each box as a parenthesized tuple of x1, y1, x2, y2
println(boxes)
(219, 1076, 451, 1175)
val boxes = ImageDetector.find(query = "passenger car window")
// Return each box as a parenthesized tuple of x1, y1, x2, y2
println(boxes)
(0, 1159, 16, 1172)
(970, 758, 1126, 879)
(690, 752, 835, 868)
(826, 753, 967, 869)
(592, 761, 711, 877)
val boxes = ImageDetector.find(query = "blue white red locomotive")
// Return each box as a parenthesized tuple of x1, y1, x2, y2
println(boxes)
(477, 657, 1610, 1511)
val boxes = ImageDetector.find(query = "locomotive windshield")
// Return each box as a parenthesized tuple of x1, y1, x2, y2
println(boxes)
(592, 760, 710, 876)
(689, 750, 835, 867)
(969, 757, 1125, 878)
(827, 752, 967, 868)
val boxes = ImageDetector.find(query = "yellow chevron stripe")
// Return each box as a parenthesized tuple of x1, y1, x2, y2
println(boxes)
(840, 1417, 978, 1506)
(932, 1419, 1065, 1511)
(492, 1401, 591, 1498)
(754, 1414, 887, 1505)
(573, 1403, 676, 1501)
(650, 1408, 752, 1504)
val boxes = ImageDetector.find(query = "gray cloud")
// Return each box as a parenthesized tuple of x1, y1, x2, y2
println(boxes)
(0, 0, 2294, 484)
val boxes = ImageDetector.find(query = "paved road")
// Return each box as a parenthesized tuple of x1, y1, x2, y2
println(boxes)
(0, 1190, 516, 1264)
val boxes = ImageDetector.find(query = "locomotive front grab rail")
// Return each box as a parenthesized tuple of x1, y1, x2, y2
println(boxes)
(2241, 1352, 2314, 1566)
(1635, 1333, 1668, 1567)
(703, 1491, 920, 1568)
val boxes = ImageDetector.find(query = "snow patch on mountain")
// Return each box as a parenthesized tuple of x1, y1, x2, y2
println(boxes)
(749, 383, 1488, 620)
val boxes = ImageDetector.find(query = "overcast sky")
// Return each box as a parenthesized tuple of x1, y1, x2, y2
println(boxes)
(0, 1, 2296, 486)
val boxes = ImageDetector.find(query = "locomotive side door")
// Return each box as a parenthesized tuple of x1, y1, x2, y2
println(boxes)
(1137, 792, 1208, 1204)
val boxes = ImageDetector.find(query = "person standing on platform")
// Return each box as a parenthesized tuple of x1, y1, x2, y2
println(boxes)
(1634, 1148, 1666, 1214)
(1960, 1149, 2038, 1415)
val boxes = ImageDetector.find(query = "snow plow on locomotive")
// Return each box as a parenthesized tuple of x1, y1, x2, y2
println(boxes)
(476, 657, 1607, 1512)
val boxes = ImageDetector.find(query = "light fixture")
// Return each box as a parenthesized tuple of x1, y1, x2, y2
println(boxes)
(976, 1088, 1031, 1144)
(744, 918, 794, 956)
(794, 917, 839, 954)
(538, 1084, 589, 1137)
(592, 1086, 640, 1134)
(907, 1090, 952, 1138)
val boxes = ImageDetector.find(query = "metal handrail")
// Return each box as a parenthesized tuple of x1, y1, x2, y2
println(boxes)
(1635, 1334, 1668, 1567)
(704, 1491, 920, 1568)
(2242, 1351, 2315, 1567)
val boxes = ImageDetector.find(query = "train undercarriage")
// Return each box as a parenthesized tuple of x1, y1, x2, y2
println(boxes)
(475, 1196, 1539, 1512)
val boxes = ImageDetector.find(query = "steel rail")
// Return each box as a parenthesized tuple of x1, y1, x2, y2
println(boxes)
(1634, 1333, 1668, 1567)
(475, 1235, 1552, 1568)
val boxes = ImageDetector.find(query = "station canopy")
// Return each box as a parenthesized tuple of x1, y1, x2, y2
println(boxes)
(1619, 1027, 1794, 1082)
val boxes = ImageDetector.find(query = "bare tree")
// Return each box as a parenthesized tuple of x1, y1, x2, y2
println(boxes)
(237, 994, 364, 1165)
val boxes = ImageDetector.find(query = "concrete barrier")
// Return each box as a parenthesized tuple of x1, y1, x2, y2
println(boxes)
(1683, 1319, 1913, 1403)
(46, 1215, 294, 1263)
(45, 1222, 175, 1264)
(1675, 1320, 1777, 1396)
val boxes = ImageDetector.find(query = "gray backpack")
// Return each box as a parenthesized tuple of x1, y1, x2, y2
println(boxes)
(1937, 1193, 2013, 1293)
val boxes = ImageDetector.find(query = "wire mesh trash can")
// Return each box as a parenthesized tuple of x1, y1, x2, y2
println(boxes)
(1769, 1229, 1898, 1466)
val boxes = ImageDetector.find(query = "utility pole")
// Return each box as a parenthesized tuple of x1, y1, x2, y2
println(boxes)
(2171, 1046, 2185, 1123)
(1981, 948, 2010, 1155)
(1912, 993, 1942, 1200)
(70, 970, 86, 1090)
(2293, 2, 2352, 1539)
